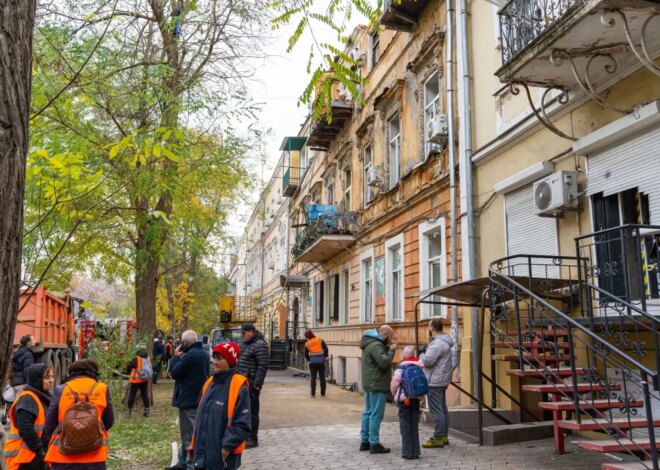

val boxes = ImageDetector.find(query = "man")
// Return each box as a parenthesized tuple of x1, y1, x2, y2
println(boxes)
(11, 334, 35, 396)
(420, 318, 454, 449)
(236, 323, 268, 449)
(303, 329, 329, 398)
(152, 337, 165, 384)
(165, 330, 210, 470)
(164, 335, 175, 379)
(359, 324, 397, 454)
(125, 348, 151, 417)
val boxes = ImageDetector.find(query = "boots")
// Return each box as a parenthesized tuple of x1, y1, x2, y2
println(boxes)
(124, 408, 132, 418)
(143, 407, 150, 417)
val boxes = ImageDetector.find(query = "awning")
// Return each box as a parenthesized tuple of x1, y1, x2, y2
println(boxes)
(408, 276, 575, 306)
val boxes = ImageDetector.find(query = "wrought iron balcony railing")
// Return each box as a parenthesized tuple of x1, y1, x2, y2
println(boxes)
(291, 211, 358, 259)
(499, 0, 582, 64)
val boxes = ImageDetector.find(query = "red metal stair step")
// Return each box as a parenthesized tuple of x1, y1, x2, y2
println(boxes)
(521, 383, 621, 394)
(492, 352, 572, 362)
(502, 329, 568, 337)
(538, 399, 643, 411)
(507, 367, 583, 378)
(494, 341, 570, 349)
(558, 417, 660, 431)
(578, 438, 660, 453)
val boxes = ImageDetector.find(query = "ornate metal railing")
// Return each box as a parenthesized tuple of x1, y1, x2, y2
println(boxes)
(286, 320, 310, 341)
(291, 211, 358, 258)
(286, 351, 335, 381)
(489, 253, 660, 468)
(499, 0, 582, 64)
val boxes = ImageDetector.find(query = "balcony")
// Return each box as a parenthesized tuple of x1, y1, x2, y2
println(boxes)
(291, 206, 357, 263)
(380, 0, 429, 32)
(280, 136, 307, 197)
(307, 74, 354, 150)
(496, 0, 660, 89)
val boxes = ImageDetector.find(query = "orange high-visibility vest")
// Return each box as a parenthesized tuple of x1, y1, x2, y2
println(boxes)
(190, 373, 249, 456)
(165, 342, 173, 355)
(305, 336, 324, 358)
(45, 377, 109, 465)
(3, 390, 45, 470)
(129, 356, 147, 384)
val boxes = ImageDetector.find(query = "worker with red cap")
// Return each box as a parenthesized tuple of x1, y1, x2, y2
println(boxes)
(304, 329, 329, 398)
(190, 342, 251, 470)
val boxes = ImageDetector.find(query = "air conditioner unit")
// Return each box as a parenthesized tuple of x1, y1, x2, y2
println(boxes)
(427, 114, 449, 144)
(533, 171, 578, 216)
(349, 47, 362, 63)
(367, 166, 383, 187)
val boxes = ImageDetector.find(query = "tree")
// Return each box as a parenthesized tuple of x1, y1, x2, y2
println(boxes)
(0, 0, 36, 393)
(24, 0, 266, 347)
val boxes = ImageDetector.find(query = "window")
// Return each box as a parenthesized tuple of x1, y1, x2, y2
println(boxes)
(313, 281, 324, 325)
(388, 114, 401, 188)
(370, 31, 380, 70)
(419, 219, 447, 318)
(327, 274, 339, 321)
(360, 249, 375, 323)
(363, 145, 373, 205)
(340, 268, 350, 325)
(424, 72, 441, 157)
(342, 164, 352, 212)
(386, 234, 404, 321)
(325, 172, 335, 205)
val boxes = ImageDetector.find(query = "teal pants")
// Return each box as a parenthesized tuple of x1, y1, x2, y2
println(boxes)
(360, 391, 386, 445)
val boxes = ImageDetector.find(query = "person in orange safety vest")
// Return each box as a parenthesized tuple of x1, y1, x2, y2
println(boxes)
(44, 359, 114, 470)
(189, 341, 250, 470)
(304, 329, 329, 397)
(125, 349, 151, 417)
(3, 364, 53, 470)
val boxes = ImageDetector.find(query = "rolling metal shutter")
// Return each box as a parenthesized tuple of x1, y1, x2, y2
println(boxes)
(505, 185, 558, 277)
(586, 129, 660, 221)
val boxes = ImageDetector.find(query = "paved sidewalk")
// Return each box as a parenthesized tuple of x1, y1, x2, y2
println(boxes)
(241, 370, 630, 470)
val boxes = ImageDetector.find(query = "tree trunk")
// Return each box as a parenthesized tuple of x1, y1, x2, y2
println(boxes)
(0, 0, 36, 394)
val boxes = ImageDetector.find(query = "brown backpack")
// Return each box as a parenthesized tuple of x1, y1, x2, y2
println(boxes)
(58, 383, 104, 455)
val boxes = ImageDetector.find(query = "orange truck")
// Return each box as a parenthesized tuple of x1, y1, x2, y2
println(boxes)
(14, 285, 76, 385)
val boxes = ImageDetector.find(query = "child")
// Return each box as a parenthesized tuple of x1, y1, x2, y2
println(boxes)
(390, 345, 425, 460)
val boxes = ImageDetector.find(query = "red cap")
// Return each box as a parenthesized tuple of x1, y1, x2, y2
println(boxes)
(212, 341, 241, 367)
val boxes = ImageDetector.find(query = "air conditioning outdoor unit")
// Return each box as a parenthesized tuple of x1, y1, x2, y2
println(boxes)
(533, 170, 578, 216)
(349, 47, 363, 63)
(427, 114, 449, 144)
(367, 166, 383, 187)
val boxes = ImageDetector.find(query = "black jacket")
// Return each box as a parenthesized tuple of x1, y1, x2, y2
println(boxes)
(192, 369, 251, 470)
(170, 341, 210, 409)
(11, 346, 35, 386)
(236, 331, 269, 389)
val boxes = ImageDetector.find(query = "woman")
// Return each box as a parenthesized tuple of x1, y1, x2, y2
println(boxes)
(44, 359, 115, 470)
(3, 364, 54, 470)
(190, 341, 251, 470)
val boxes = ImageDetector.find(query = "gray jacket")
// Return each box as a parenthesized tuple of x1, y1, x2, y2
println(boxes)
(421, 334, 454, 388)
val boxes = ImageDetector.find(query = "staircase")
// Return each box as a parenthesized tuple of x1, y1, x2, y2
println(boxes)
(488, 226, 660, 470)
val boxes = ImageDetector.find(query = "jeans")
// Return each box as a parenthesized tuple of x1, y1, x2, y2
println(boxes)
(398, 400, 421, 457)
(249, 387, 261, 441)
(427, 387, 449, 439)
(360, 391, 386, 446)
(309, 363, 326, 396)
(178, 407, 197, 469)
(127, 382, 149, 409)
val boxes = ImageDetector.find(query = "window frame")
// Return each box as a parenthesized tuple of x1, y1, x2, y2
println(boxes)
(313, 280, 324, 326)
(385, 234, 405, 322)
(418, 218, 448, 318)
(388, 114, 401, 189)
(360, 249, 375, 324)
(370, 31, 380, 70)
(342, 162, 352, 212)
(339, 266, 350, 325)
(363, 144, 373, 206)
(423, 72, 441, 158)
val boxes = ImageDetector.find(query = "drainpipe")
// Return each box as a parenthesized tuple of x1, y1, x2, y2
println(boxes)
(457, 0, 479, 395)
(446, 0, 459, 369)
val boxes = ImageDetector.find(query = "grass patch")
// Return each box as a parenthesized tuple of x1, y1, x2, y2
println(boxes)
(108, 381, 179, 469)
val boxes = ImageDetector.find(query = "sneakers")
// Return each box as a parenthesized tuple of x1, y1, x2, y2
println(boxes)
(440, 436, 449, 446)
(403, 455, 420, 460)
(369, 444, 391, 454)
(422, 437, 444, 448)
(123, 409, 132, 418)
(245, 438, 259, 449)
(359, 442, 370, 451)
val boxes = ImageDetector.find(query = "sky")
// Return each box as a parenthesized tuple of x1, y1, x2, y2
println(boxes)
(225, 8, 365, 241)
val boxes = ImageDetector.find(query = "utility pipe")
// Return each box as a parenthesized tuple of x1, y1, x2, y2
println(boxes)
(457, 0, 479, 395)
(446, 0, 459, 369)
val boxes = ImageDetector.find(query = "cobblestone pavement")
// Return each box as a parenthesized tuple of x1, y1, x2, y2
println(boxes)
(241, 370, 633, 470)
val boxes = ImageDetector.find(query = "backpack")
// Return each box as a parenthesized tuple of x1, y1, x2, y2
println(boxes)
(399, 363, 429, 400)
(138, 357, 153, 381)
(58, 383, 104, 455)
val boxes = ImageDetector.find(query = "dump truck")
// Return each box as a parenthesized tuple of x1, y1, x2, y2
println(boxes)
(14, 286, 76, 385)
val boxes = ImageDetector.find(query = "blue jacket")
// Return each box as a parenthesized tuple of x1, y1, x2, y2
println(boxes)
(153, 340, 165, 358)
(11, 346, 35, 386)
(170, 341, 210, 409)
(193, 369, 251, 470)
